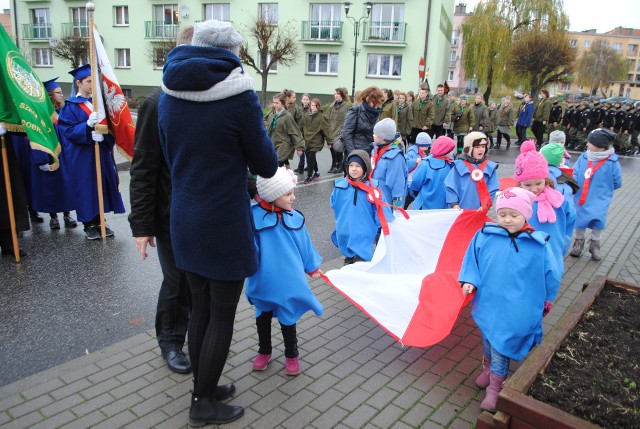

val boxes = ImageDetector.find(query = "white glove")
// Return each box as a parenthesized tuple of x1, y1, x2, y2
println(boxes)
(38, 164, 51, 172)
(87, 112, 99, 128)
(0, 124, 6, 135)
(91, 131, 104, 142)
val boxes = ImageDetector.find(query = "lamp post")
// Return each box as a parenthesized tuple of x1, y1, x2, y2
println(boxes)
(344, 2, 372, 99)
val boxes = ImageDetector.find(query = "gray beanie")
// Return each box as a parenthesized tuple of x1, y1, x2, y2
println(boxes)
(257, 167, 297, 203)
(549, 130, 566, 144)
(192, 20, 243, 54)
(588, 128, 616, 149)
(415, 132, 432, 146)
(373, 118, 397, 142)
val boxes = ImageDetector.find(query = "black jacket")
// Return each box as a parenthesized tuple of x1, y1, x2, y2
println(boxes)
(342, 103, 381, 155)
(128, 87, 172, 239)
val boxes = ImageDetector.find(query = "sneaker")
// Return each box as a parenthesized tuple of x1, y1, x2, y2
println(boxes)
(285, 357, 300, 376)
(252, 353, 271, 371)
(304, 176, 314, 184)
(49, 216, 60, 230)
(84, 225, 101, 240)
(311, 173, 320, 182)
(105, 225, 115, 237)
(63, 215, 78, 228)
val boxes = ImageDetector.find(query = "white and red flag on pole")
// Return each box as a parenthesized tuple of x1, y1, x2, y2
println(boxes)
(91, 25, 135, 159)
(323, 209, 490, 347)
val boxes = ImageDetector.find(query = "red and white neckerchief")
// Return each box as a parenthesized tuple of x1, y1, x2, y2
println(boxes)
(463, 159, 492, 212)
(578, 156, 611, 206)
(371, 144, 392, 177)
(346, 178, 409, 235)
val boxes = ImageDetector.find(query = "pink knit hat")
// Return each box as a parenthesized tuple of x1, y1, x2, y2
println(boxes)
(514, 140, 548, 182)
(431, 136, 456, 156)
(496, 187, 536, 220)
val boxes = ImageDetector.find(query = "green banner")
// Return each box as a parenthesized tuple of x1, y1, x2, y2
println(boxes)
(0, 26, 60, 168)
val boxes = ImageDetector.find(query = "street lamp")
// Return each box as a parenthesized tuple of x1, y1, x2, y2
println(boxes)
(344, 2, 372, 99)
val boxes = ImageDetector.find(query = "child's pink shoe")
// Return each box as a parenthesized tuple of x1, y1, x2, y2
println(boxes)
(285, 357, 300, 376)
(252, 354, 271, 371)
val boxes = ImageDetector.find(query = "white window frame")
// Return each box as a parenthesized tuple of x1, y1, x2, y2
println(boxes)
(611, 43, 622, 52)
(367, 54, 402, 78)
(369, 3, 405, 42)
(115, 48, 131, 68)
(114, 6, 129, 26)
(569, 39, 577, 47)
(309, 4, 341, 39)
(307, 52, 338, 75)
(449, 50, 456, 68)
(561, 83, 571, 91)
(584, 40, 591, 48)
(30, 8, 51, 39)
(204, 3, 230, 21)
(33, 48, 53, 67)
(447, 70, 454, 81)
(451, 30, 458, 46)
(259, 3, 279, 24)
(258, 52, 277, 73)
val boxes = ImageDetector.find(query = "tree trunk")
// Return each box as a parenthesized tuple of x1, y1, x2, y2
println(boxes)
(483, 62, 493, 103)
(260, 72, 268, 107)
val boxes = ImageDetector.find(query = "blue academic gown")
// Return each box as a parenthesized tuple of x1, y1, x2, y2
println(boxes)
(528, 195, 576, 272)
(57, 96, 125, 222)
(409, 156, 454, 210)
(572, 152, 622, 230)
(444, 159, 499, 209)
(245, 205, 323, 326)
(330, 177, 392, 260)
(371, 143, 407, 207)
(459, 224, 561, 361)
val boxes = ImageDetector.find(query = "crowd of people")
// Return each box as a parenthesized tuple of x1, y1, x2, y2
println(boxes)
(0, 17, 631, 427)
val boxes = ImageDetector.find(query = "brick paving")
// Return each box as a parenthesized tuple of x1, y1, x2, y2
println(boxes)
(2, 172, 640, 428)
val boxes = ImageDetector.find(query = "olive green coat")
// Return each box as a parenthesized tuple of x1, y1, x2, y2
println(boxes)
(412, 97, 435, 129)
(326, 100, 351, 144)
(496, 104, 516, 127)
(471, 103, 489, 131)
(396, 103, 414, 137)
(432, 95, 451, 125)
(379, 99, 398, 122)
(533, 98, 551, 122)
(302, 111, 331, 152)
(486, 108, 497, 133)
(287, 103, 304, 130)
(265, 109, 304, 162)
(452, 104, 474, 134)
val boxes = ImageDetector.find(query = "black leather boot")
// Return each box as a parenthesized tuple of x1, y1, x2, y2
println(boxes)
(189, 395, 244, 427)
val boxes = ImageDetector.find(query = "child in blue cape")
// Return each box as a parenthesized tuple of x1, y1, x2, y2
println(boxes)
(540, 140, 579, 202)
(409, 135, 456, 209)
(370, 118, 408, 209)
(569, 128, 622, 261)
(247, 167, 324, 376)
(514, 141, 576, 272)
(403, 132, 431, 208)
(330, 150, 393, 265)
(460, 187, 561, 412)
(444, 131, 499, 210)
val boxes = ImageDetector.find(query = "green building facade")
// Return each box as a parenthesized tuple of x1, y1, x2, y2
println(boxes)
(12, 0, 454, 103)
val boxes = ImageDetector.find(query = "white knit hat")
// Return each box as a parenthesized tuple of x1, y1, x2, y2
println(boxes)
(191, 20, 243, 54)
(548, 130, 566, 144)
(463, 131, 488, 152)
(415, 132, 432, 146)
(257, 167, 297, 202)
(373, 118, 397, 142)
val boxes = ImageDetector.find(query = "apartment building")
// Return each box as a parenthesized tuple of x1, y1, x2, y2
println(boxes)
(564, 27, 640, 99)
(448, 2, 470, 95)
(11, 1, 454, 101)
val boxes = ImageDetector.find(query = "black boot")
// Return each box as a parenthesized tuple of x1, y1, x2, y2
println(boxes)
(28, 206, 43, 223)
(189, 395, 244, 427)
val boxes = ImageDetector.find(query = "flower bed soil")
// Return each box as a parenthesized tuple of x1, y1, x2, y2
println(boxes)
(528, 283, 640, 428)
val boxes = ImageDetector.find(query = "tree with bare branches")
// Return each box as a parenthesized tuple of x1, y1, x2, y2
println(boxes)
(238, 18, 299, 106)
(509, 29, 576, 98)
(51, 35, 89, 69)
(145, 40, 176, 69)
(575, 39, 627, 96)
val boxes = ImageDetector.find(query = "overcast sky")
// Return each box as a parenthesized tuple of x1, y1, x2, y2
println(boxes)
(1, 0, 638, 34)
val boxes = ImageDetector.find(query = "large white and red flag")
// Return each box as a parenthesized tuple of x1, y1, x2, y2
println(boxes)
(92, 26, 135, 159)
(324, 209, 490, 347)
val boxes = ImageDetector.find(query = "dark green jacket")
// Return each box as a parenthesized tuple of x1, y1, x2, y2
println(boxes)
(432, 95, 450, 125)
(326, 100, 351, 143)
(265, 109, 304, 161)
(303, 111, 331, 152)
(533, 98, 551, 122)
(397, 103, 413, 137)
(379, 99, 398, 122)
(412, 97, 435, 129)
(453, 104, 474, 134)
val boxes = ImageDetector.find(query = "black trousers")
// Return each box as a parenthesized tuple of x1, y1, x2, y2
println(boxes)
(430, 124, 445, 139)
(409, 128, 424, 144)
(531, 121, 545, 145)
(186, 272, 244, 398)
(515, 125, 528, 143)
(305, 150, 318, 177)
(496, 130, 511, 146)
(329, 146, 343, 168)
(156, 235, 190, 353)
(256, 310, 299, 358)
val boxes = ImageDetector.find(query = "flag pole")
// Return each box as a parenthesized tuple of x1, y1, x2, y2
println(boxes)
(86, 1, 106, 239)
(1, 134, 21, 263)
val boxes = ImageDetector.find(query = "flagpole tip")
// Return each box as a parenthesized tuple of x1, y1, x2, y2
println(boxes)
(86, 1, 95, 12)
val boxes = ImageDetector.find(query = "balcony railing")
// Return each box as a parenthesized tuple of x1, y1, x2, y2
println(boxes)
(301, 21, 343, 42)
(22, 23, 52, 40)
(362, 21, 407, 43)
(145, 21, 180, 39)
(61, 22, 89, 38)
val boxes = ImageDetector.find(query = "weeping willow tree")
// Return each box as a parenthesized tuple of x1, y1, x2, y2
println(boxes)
(576, 39, 627, 96)
(462, 0, 569, 102)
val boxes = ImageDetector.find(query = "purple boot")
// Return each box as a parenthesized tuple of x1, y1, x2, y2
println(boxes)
(475, 356, 491, 388)
(480, 372, 507, 412)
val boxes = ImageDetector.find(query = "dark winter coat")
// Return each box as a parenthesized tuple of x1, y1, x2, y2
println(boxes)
(265, 109, 305, 161)
(343, 102, 380, 155)
(326, 100, 350, 143)
(302, 111, 331, 152)
(412, 97, 435, 130)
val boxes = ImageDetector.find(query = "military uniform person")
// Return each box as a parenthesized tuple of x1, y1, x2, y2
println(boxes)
(548, 96, 563, 137)
(590, 99, 604, 130)
(574, 101, 591, 151)
(620, 101, 635, 154)
(631, 102, 640, 154)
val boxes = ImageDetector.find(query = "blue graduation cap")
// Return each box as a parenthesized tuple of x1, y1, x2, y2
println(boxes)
(42, 77, 60, 92)
(68, 64, 91, 81)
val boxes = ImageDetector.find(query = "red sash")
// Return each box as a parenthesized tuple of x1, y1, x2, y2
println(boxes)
(371, 144, 391, 176)
(463, 160, 492, 212)
(78, 101, 93, 117)
(347, 178, 409, 235)
(577, 156, 611, 206)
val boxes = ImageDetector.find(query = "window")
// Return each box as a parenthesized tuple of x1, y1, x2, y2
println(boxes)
(116, 48, 131, 68)
(259, 3, 278, 24)
(121, 88, 132, 97)
(70, 7, 89, 37)
(562, 83, 571, 91)
(584, 40, 591, 48)
(114, 6, 129, 26)
(569, 39, 577, 47)
(447, 70, 454, 81)
(309, 3, 341, 39)
(369, 3, 405, 41)
(367, 54, 402, 77)
(153, 4, 179, 38)
(33, 48, 53, 67)
(307, 52, 338, 74)
(629, 44, 638, 54)
(611, 43, 622, 52)
(153, 47, 172, 69)
(449, 50, 456, 68)
(578, 85, 584, 90)
(30, 8, 51, 39)
(451, 30, 458, 46)
(258, 52, 277, 73)
(204, 3, 230, 21)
